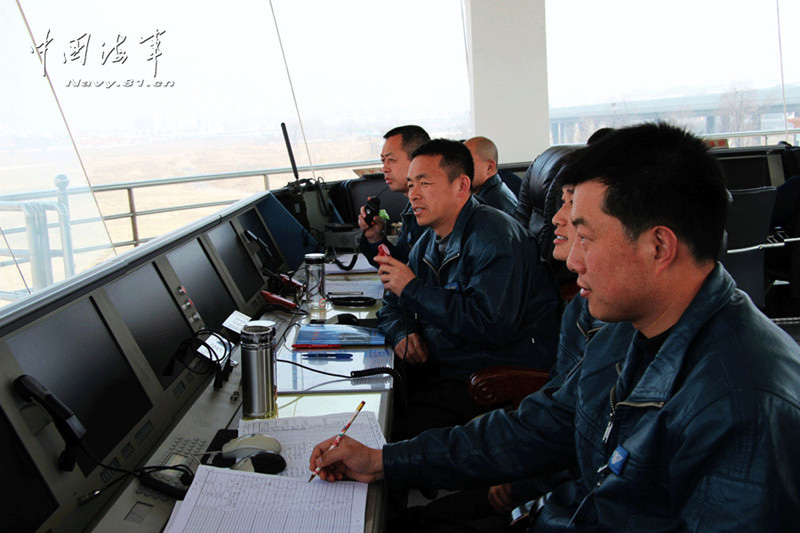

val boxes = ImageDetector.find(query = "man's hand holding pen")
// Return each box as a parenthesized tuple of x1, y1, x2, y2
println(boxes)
(309, 435, 384, 483)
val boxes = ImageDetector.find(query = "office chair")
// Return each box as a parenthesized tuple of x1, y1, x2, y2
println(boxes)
(468, 147, 579, 411)
(722, 186, 777, 309)
(515, 146, 575, 240)
(469, 366, 550, 410)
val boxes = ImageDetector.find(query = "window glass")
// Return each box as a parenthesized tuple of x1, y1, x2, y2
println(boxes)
(271, 0, 470, 180)
(546, 0, 800, 146)
(0, 1, 469, 310)
(1, 1, 113, 305)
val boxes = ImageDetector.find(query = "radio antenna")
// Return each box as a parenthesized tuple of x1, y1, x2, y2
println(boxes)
(281, 122, 300, 182)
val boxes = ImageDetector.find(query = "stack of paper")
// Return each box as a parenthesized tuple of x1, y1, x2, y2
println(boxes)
(164, 411, 386, 532)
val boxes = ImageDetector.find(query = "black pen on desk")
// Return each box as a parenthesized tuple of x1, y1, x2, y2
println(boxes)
(327, 291, 363, 296)
(309, 400, 366, 482)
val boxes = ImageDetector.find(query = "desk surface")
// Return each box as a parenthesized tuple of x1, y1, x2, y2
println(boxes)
(91, 275, 390, 533)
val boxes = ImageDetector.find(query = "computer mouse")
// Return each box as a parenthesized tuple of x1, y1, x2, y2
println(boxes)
(331, 313, 359, 325)
(250, 451, 287, 474)
(230, 451, 287, 475)
(221, 434, 282, 460)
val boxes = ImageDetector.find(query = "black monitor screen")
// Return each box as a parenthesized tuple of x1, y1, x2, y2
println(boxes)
(0, 407, 58, 531)
(104, 263, 195, 389)
(238, 208, 283, 274)
(716, 155, 770, 189)
(207, 221, 265, 303)
(5, 298, 153, 476)
(256, 192, 320, 271)
(166, 239, 236, 331)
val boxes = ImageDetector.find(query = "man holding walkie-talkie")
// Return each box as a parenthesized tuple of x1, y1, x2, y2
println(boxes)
(358, 125, 430, 267)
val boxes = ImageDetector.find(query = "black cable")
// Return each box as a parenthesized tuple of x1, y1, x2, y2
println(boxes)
(169, 338, 215, 376)
(277, 358, 351, 379)
(276, 359, 405, 406)
(326, 245, 359, 271)
(315, 177, 332, 217)
(253, 303, 309, 318)
(75, 439, 195, 505)
(165, 330, 233, 391)
(195, 329, 231, 362)
(351, 366, 406, 407)
(327, 184, 392, 271)
(396, 307, 412, 382)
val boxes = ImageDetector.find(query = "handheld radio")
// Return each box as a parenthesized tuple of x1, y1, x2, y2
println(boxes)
(363, 196, 381, 227)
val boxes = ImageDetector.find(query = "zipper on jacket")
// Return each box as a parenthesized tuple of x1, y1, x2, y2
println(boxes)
(422, 253, 461, 284)
(602, 386, 617, 453)
(602, 384, 665, 454)
(576, 320, 603, 343)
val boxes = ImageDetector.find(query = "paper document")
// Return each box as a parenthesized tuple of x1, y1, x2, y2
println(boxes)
(164, 465, 367, 533)
(238, 411, 386, 478)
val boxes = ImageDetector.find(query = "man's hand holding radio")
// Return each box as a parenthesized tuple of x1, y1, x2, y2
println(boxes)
(358, 197, 385, 243)
(375, 254, 415, 297)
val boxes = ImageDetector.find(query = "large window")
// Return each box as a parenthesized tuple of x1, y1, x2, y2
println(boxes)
(546, 0, 800, 145)
(0, 0, 470, 310)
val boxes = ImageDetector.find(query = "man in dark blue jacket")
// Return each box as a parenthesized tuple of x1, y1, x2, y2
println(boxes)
(465, 136, 518, 216)
(311, 123, 800, 531)
(374, 138, 560, 440)
(359, 125, 430, 266)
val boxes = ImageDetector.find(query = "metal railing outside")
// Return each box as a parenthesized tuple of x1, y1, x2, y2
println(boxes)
(703, 127, 800, 146)
(1, 128, 798, 303)
(0, 159, 378, 301)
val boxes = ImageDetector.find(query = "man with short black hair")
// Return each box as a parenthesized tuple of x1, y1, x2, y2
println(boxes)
(374, 138, 560, 440)
(311, 123, 800, 531)
(359, 125, 430, 265)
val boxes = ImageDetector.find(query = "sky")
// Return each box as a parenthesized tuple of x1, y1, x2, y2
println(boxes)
(545, 0, 798, 106)
(2, 0, 797, 139)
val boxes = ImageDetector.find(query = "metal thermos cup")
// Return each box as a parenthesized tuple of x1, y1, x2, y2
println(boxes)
(304, 253, 326, 310)
(240, 324, 277, 419)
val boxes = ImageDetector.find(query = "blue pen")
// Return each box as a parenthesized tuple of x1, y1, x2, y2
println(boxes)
(301, 352, 353, 359)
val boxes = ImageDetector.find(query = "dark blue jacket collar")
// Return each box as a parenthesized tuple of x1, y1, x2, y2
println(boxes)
(623, 263, 736, 402)
(477, 173, 502, 196)
(421, 195, 480, 270)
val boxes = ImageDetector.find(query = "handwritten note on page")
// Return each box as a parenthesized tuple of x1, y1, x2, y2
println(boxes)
(164, 465, 367, 533)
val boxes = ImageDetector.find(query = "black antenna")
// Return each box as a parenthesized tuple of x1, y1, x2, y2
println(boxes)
(281, 122, 300, 182)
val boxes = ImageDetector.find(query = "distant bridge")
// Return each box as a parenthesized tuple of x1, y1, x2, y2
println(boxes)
(550, 84, 800, 144)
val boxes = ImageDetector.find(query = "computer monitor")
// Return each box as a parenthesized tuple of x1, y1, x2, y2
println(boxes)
(256, 191, 321, 272)
(205, 220, 266, 310)
(715, 153, 771, 189)
(711, 147, 786, 189)
(166, 238, 237, 332)
(237, 207, 285, 275)
(0, 407, 58, 531)
(3, 297, 153, 476)
(103, 262, 196, 390)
